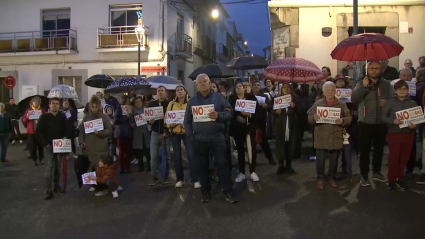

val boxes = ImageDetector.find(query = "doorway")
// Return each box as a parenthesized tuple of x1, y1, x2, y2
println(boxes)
(0, 78, 11, 102)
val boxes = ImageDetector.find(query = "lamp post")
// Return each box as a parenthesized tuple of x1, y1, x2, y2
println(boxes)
(135, 20, 145, 81)
(211, 9, 219, 64)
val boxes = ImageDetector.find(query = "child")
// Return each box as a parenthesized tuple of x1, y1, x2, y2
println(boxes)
(87, 155, 123, 198)
(381, 80, 418, 191)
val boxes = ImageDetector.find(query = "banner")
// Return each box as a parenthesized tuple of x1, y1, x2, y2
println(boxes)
(28, 110, 42, 120)
(144, 106, 164, 121)
(84, 118, 104, 134)
(408, 81, 416, 97)
(336, 88, 352, 103)
(52, 139, 72, 153)
(166, 110, 185, 124)
(134, 113, 147, 127)
(273, 95, 292, 110)
(192, 104, 214, 122)
(396, 106, 425, 128)
(235, 100, 256, 114)
(255, 96, 266, 104)
(82, 172, 97, 185)
(316, 107, 341, 124)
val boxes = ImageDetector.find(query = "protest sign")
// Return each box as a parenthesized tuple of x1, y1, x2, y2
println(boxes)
(121, 105, 129, 116)
(166, 110, 186, 124)
(84, 118, 104, 134)
(134, 113, 147, 127)
(396, 106, 425, 128)
(192, 104, 214, 122)
(144, 106, 164, 121)
(273, 95, 291, 110)
(235, 100, 256, 114)
(408, 81, 416, 97)
(255, 96, 266, 104)
(28, 110, 42, 120)
(52, 139, 72, 153)
(82, 172, 97, 185)
(316, 107, 341, 124)
(336, 88, 352, 103)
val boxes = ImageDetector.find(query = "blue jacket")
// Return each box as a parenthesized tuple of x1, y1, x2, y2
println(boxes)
(0, 112, 12, 134)
(114, 105, 132, 139)
(184, 90, 233, 142)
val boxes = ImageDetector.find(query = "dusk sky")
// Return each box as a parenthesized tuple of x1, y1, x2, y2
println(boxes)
(221, 0, 271, 56)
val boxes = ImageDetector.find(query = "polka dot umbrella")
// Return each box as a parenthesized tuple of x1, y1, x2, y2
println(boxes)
(105, 77, 151, 93)
(262, 58, 325, 83)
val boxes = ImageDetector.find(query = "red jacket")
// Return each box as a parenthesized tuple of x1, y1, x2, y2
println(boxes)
(22, 108, 47, 134)
(95, 163, 119, 187)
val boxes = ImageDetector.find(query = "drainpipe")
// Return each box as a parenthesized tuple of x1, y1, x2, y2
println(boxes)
(268, 0, 425, 7)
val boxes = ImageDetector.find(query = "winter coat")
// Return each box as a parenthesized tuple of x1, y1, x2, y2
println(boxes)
(165, 96, 189, 135)
(114, 105, 132, 139)
(0, 112, 12, 134)
(5, 103, 19, 119)
(229, 93, 260, 136)
(381, 97, 418, 133)
(95, 163, 119, 187)
(308, 98, 352, 150)
(22, 107, 47, 134)
(129, 106, 151, 149)
(147, 99, 170, 134)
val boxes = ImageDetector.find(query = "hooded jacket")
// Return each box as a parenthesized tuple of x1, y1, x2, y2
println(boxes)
(165, 94, 189, 134)
(381, 97, 417, 133)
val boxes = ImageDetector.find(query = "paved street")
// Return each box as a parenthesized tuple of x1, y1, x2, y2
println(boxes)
(1, 135, 424, 239)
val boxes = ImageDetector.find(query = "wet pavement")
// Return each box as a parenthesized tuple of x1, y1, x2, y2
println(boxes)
(0, 134, 424, 239)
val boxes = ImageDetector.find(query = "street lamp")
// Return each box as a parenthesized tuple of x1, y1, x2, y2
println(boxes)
(135, 24, 145, 81)
(212, 9, 219, 19)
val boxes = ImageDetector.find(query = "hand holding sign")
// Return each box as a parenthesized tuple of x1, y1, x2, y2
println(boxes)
(408, 122, 416, 129)
(394, 119, 403, 125)
(209, 111, 218, 120)
(290, 102, 295, 108)
(314, 115, 320, 121)
(335, 118, 343, 125)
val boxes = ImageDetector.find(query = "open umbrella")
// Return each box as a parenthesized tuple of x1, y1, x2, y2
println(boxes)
(331, 33, 403, 61)
(18, 95, 49, 114)
(74, 154, 90, 189)
(47, 85, 79, 99)
(263, 58, 325, 83)
(188, 64, 237, 80)
(85, 74, 115, 88)
(227, 56, 269, 70)
(145, 75, 180, 90)
(105, 77, 151, 93)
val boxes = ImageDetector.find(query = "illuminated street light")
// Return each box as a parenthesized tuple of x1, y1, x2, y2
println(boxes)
(212, 9, 219, 19)
(135, 23, 145, 80)
(244, 41, 248, 46)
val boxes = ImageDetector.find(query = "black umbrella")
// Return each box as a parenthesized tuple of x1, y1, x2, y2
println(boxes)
(105, 77, 151, 93)
(188, 64, 237, 80)
(74, 154, 90, 189)
(18, 95, 49, 115)
(227, 56, 269, 70)
(85, 74, 115, 88)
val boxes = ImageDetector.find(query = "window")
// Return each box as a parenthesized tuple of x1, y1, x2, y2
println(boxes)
(42, 9, 71, 37)
(58, 76, 82, 99)
(178, 70, 185, 85)
(348, 27, 386, 36)
(110, 5, 142, 28)
(0, 78, 10, 103)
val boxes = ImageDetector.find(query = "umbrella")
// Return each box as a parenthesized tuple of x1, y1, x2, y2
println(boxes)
(105, 77, 151, 93)
(18, 95, 49, 115)
(85, 74, 115, 88)
(160, 139, 169, 180)
(145, 75, 180, 90)
(227, 56, 269, 70)
(263, 58, 325, 83)
(74, 154, 90, 189)
(330, 33, 403, 61)
(188, 64, 237, 80)
(47, 85, 79, 99)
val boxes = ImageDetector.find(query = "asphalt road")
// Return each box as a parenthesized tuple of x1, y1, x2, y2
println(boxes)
(0, 135, 424, 239)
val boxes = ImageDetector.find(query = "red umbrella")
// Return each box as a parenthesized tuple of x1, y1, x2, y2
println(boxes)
(331, 33, 403, 61)
(263, 58, 325, 83)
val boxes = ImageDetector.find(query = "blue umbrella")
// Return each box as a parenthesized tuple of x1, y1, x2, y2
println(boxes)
(161, 139, 169, 180)
(105, 77, 151, 93)
(145, 75, 180, 90)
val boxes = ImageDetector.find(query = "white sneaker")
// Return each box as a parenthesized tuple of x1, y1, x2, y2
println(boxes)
(73, 155, 78, 159)
(235, 173, 246, 183)
(89, 187, 95, 192)
(117, 186, 123, 191)
(194, 182, 201, 189)
(113, 156, 117, 162)
(250, 172, 260, 182)
(133, 159, 138, 165)
(19, 140, 23, 144)
(175, 181, 184, 188)
(131, 159, 137, 164)
(95, 190, 108, 197)
(309, 156, 316, 161)
(112, 191, 119, 198)
(11, 140, 15, 145)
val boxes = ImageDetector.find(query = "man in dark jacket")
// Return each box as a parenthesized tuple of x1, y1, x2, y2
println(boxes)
(5, 98, 22, 145)
(185, 73, 237, 203)
(147, 86, 170, 186)
(0, 103, 12, 162)
(35, 98, 69, 200)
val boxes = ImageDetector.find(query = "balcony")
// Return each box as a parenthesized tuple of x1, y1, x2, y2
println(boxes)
(200, 35, 216, 61)
(0, 29, 77, 56)
(97, 25, 148, 53)
(174, 32, 192, 59)
(217, 43, 230, 62)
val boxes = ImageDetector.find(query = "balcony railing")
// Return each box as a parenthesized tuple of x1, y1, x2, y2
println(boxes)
(97, 25, 148, 49)
(0, 29, 77, 53)
(175, 32, 192, 56)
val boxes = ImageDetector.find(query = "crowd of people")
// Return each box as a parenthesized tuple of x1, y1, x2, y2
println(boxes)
(0, 56, 425, 203)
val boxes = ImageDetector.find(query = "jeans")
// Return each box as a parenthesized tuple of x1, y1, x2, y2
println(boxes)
(316, 149, 338, 179)
(358, 123, 387, 176)
(194, 139, 233, 195)
(10, 120, 21, 141)
(234, 131, 256, 174)
(44, 148, 62, 191)
(0, 133, 9, 161)
(387, 131, 414, 182)
(170, 133, 198, 183)
(94, 178, 116, 192)
(150, 131, 168, 179)
(29, 134, 44, 162)
(117, 138, 133, 171)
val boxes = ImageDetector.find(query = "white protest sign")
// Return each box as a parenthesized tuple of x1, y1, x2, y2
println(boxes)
(64, 110, 71, 119)
(408, 81, 416, 96)
(84, 118, 104, 134)
(82, 172, 97, 185)
(134, 113, 147, 127)
(192, 104, 214, 122)
(316, 107, 341, 124)
(396, 106, 425, 128)
(336, 88, 352, 103)
(235, 100, 256, 114)
(52, 139, 72, 153)
(28, 110, 42, 120)
(100, 98, 106, 107)
(121, 105, 129, 116)
(256, 96, 266, 104)
(273, 95, 292, 110)
(166, 110, 186, 124)
(144, 106, 164, 121)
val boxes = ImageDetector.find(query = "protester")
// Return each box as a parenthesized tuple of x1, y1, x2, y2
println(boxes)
(35, 98, 69, 199)
(391, 68, 415, 86)
(129, 96, 151, 172)
(0, 103, 12, 162)
(5, 98, 22, 145)
(309, 82, 352, 190)
(381, 80, 417, 191)
(218, 81, 230, 99)
(263, 79, 276, 139)
(62, 99, 78, 159)
(274, 82, 305, 175)
(184, 73, 237, 203)
(114, 95, 133, 174)
(418, 56, 425, 70)
(86, 155, 123, 198)
(165, 85, 199, 188)
(211, 82, 219, 93)
(322, 66, 334, 82)
(243, 82, 252, 94)
(352, 61, 392, 186)
(23, 96, 46, 166)
(402, 59, 416, 77)
(147, 86, 170, 186)
(379, 59, 399, 81)
(229, 82, 260, 182)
